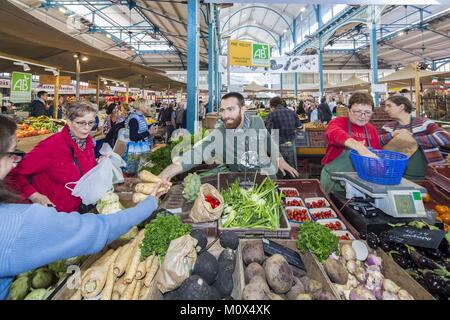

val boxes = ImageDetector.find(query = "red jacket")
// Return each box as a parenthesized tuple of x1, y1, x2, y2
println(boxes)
(322, 117, 381, 166)
(7, 125, 96, 212)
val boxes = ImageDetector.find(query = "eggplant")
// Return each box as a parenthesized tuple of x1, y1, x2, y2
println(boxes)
(380, 240, 395, 252)
(420, 248, 444, 262)
(367, 233, 380, 250)
(423, 271, 447, 296)
(390, 252, 413, 269)
(410, 250, 440, 270)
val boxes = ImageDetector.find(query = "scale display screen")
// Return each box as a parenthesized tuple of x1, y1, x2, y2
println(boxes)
(393, 194, 416, 215)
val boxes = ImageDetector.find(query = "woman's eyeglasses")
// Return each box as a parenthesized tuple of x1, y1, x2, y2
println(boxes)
(2, 150, 25, 163)
(74, 121, 96, 128)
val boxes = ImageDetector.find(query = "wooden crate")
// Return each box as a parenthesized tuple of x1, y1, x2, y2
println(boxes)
(237, 239, 340, 300)
(148, 239, 244, 300)
(17, 133, 54, 152)
(339, 241, 434, 300)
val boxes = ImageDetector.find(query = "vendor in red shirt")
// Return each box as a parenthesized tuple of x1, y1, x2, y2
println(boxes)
(320, 92, 381, 194)
(7, 101, 98, 212)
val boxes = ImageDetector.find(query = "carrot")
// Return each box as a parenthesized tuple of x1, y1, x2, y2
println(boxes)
(132, 280, 143, 300)
(121, 279, 137, 300)
(143, 255, 160, 287)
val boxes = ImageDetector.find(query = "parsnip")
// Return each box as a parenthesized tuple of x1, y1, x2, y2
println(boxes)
(132, 280, 143, 300)
(135, 261, 147, 280)
(144, 256, 160, 287)
(114, 243, 132, 277)
(132, 192, 147, 204)
(100, 250, 120, 300)
(121, 279, 137, 300)
(139, 170, 161, 183)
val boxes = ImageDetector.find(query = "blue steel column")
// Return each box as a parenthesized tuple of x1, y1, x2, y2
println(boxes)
(293, 17, 298, 98)
(279, 36, 283, 97)
(187, 0, 199, 133)
(207, 5, 214, 113)
(315, 5, 324, 98)
(369, 5, 379, 108)
(319, 38, 324, 98)
(214, 6, 221, 108)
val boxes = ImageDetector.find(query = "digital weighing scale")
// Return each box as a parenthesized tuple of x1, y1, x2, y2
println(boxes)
(331, 172, 427, 218)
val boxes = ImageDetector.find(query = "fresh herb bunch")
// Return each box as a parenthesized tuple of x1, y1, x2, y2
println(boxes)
(140, 214, 192, 261)
(142, 145, 173, 175)
(220, 178, 282, 230)
(297, 221, 339, 262)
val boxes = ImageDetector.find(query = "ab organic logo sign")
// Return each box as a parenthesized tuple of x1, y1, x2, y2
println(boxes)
(10, 72, 32, 103)
(252, 43, 270, 67)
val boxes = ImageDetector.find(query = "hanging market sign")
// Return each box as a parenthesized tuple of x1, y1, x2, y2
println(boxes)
(0, 79, 10, 88)
(34, 84, 97, 95)
(229, 40, 270, 67)
(220, 55, 318, 73)
(39, 74, 72, 86)
(10, 72, 32, 103)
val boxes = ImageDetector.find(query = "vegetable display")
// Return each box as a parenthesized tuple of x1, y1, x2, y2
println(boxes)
(16, 116, 59, 138)
(182, 173, 201, 202)
(367, 222, 450, 300)
(220, 178, 283, 230)
(9, 256, 86, 300)
(241, 240, 336, 300)
(296, 221, 339, 262)
(96, 192, 124, 214)
(140, 214, 192, 261)
(68, 231, 161, 300)
(325, 241, 415, 300)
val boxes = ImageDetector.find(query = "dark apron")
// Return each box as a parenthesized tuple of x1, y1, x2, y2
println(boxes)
(394, 117, 427, 180)
(320, 119, 371, 194)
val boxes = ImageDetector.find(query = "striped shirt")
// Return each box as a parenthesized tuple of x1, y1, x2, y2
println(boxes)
(379, 116, 450, 164)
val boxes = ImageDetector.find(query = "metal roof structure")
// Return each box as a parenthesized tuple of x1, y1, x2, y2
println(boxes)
(6, 1, 450, 73)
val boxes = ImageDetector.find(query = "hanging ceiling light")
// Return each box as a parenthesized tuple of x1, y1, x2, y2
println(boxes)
(106, 34, 112, 39)
(13, 61, 30, 72)
(44, 68, 59, 76)
(398, 31, 404, 36)
(81, 56, 88, 62)
(300, 7, 306, 12)
(59, 7, 67, 14)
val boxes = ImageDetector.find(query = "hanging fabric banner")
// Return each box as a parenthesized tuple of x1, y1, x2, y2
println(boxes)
(431, 77, 439, 85)
(219, 55, 318, 74)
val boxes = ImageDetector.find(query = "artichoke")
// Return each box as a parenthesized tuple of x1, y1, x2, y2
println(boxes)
(182, 173, 201, 203)
(31, 268, 54, 289)
(24, 288, 51, 300)
(9, 276, 30, 300)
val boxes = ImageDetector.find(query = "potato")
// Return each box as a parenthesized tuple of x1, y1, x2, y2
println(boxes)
(242, 241, 266, 265)
(324, 257, 348, 285)
(264, 254, 294, 294)
(249, 275, 270, 293)
(267, 291, 285, 300)
(244, 263, 266, 284)
(313, 291, 336, 300)
(308, 279, 323, 294)
(299, 276, 311, 292)
(242, 282, 268, 300)
(295, 293, 313, 300)
(291, 266, 307, 279)
(285, 277, 306, 300)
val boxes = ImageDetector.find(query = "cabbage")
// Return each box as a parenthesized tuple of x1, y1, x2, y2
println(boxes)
(96, 192, 123, 214)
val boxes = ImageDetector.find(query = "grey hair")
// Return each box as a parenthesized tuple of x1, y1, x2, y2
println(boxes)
(63, 101, 98, 121)
(133, 98, 147, 111)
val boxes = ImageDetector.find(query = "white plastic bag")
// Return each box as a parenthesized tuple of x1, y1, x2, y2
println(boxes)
(65, 158, 114, 206)
(99, 143, 126, 184)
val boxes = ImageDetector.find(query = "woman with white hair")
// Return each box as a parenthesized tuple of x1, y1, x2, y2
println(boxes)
(125, 98, 157, 148)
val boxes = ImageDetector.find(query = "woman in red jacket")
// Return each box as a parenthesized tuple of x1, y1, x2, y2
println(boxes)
(320, 92, 381, 194)
(7, 101, 98, 212)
